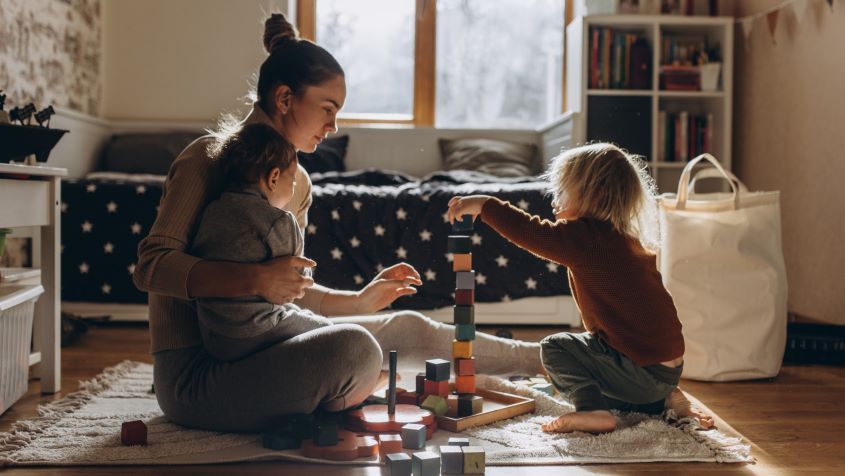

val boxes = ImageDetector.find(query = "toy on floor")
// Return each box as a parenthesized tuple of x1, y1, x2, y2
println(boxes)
(300, 430, 378, 461)
(440, 443, 486, 474)
(386, 452, 412, 475)
(412, 450, 441, 476)
(120, 420, 147, 446)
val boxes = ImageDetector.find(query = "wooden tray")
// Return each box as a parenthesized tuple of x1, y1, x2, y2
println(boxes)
(435, 388, 535, 432)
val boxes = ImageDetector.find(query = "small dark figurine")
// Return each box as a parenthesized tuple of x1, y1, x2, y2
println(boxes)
(0, 92, 6, 110)
(10, 103, 36, 125)
(35, 106, 55, 127)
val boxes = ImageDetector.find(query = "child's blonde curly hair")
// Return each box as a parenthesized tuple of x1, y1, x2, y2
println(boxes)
(542, 143, 660, 252)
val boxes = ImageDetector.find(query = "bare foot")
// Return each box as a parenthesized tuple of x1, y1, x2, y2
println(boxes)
(665, 387, 715, 429)
(541, 410, 617, 434)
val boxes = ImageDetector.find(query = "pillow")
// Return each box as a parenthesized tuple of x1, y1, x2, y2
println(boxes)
(99, 132, 202, 175)
(438, 138, 539, 178)
(297, 135, 349, 174)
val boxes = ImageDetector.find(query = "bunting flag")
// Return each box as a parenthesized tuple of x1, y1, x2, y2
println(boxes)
(737, 0, 835, 48)
(792, 0, 809, 24)
(827, 0, 834, 10)
(741, 17, 755, 45)
(767, 10, 780, 42)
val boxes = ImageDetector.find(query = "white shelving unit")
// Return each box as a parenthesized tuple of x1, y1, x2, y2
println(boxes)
(566, 14, 734, 193)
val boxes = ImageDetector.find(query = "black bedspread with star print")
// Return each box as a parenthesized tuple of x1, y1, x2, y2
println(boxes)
(60, 170, 570, 308)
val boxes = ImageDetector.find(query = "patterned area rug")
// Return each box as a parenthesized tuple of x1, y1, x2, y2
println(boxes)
(0, 361, 752, 466)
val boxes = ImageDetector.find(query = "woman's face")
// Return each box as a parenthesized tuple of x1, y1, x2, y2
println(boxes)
(280, 75, 346, 152)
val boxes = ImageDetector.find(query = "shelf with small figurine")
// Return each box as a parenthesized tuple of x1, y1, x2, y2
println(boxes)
(0, 91, 68, 164)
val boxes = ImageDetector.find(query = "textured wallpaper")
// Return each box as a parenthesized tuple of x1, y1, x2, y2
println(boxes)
(0, 0, 102, 116)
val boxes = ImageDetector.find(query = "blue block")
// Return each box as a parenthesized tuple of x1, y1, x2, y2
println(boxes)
(386, 452, 412, 476)
(402, 423, 427, 450)
(412, 451, 441, 476)
(455, 323, 476, 341)
(452, 215, 474, 232)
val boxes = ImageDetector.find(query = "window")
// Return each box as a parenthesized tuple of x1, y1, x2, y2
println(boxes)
(298, 0, 565, 128)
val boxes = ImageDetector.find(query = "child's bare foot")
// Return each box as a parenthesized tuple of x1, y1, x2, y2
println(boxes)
(541, 410, 617, 434)
(665, 387, 715, 429)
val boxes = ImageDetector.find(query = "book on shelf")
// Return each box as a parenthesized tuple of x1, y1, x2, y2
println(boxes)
(589, 26, 651, 90)
(660, 110, 713, 162)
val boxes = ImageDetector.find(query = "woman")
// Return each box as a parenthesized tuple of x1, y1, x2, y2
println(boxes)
(133, 13, 542, 433)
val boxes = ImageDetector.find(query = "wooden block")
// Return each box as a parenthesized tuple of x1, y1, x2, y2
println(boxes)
(453, 305, 474, 325)
(412, 450, 441, 476)
(452, 253, 472, 272)
(425, 358, 450, 382)
(452, 214, 474, 232)
(454, 358, 476, 376)
(455, 271, 475, 290)
(397, 390, 420, 405)
(452, 339, 473, 359)
(447, 437, 470, 447)
(440, 445, 464, 474)
(286, 413, 314, 440)
(345, 404, 435, 436)
(313, 421, 339, 447)
(120, 420, 147, 446)
(455, 323, 476, 341)
(415, 372, 426, 395)
(455, 289, 474, 306)
(262, 428, 301, 450)
(301, 430, 378, 461)
(401, 423, 427, 449)
(462, 446, 486, 474)
(446, 394, 459, 417)
(531, 383, 554, 395)
(386, 452, 412, 476)
(458, 395, 483, 417)
(447, 235, 472, 253)
(424, 378, 450, 397)
(378, 433, 404, 460)
(420, 394, 448, 416)
(455, 374, 476, 394)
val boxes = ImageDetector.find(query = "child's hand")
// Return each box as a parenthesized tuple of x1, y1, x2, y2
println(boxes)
(447, 195, 492, 224)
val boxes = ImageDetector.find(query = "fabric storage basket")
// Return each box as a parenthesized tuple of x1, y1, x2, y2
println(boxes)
(0, 284, 44, 415)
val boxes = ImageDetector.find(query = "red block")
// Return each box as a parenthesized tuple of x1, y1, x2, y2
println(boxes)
(454, 358, 476, 376)
(455, 289, 474, 306)
(397, 391, 420, 405)
(121, 420, 148, 446)
(455, 374, 476, 394)
(424, 378, 450, 397)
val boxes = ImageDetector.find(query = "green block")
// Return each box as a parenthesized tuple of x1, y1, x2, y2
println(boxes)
(455, 323, 475, 341)
(421, 394, 449, 416)
(453, 305, 474, 325)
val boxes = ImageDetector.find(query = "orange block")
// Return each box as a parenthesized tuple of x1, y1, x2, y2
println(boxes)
(452, 339, 473, 359)
(452, 253, 472, 272)
(455, 374, 476, 394)
(378, 434, 403, 460)
(454, 357, 476, 376)
(446, 394, 459, 417)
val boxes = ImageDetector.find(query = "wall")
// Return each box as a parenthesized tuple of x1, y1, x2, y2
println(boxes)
(101, 0, 290, 122)
(0, 0, 102, 116)
(732, 0, 845, 324)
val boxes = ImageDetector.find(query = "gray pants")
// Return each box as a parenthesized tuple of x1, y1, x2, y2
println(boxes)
(540, 331, 682, 414)
(154, 311, 542, 433)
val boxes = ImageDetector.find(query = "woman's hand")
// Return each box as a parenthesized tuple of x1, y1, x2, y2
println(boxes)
(355, 263, 423, 314)
(255, 255, 316, 304)
(447, 195, 493, 225)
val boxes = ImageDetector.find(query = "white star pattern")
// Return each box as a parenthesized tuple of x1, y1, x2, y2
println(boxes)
(445, 253, 454, 263)
(374, 225, 385, 236)
(61, 202, 68, 213)
(106, 201, 118, 213)
(349, 236, 361, 248)
(419, 229, 432, 241)
(424, 269, 436, 281)
(353, 275, 364, 285)
(79, 262, 89, 274)
(376, 263, 384, 273)
(442, 212, 450, 223)
(502, 294, 512, 302)
(86, 183, 96, 193)
(396, 208, 407, 220)
(525, 277, 538, 290)
(307, 224, 317, 235)
(128, 263, 136, 275)
(331, 209, 340, 221)
(495, 255, 509, 267)
(546, 262, 560, 273)
(517, 199, 530, 211)
(476, 273, 487, 285)
(103, 242, 114, 254)
(101, 283, 112, 295)
(421, 195, 431, 202)
(396, 247, 407, 259)
(352, 200, 362, 210)
(471, 233, 483, 246)
(136, 185, 147, 194)
(330, 247, 343, 260)
(130, 222, 142, 235)
(81, 221, 93, 233)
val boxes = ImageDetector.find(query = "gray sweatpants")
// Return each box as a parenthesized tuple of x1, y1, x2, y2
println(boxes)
(540, 331, 682, 414)
(154, 311, 542, 433)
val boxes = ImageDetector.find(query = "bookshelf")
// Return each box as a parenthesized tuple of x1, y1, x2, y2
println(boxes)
(565, 14, 733, 193)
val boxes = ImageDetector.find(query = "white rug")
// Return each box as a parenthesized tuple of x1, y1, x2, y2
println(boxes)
(0, 361, 752, 467)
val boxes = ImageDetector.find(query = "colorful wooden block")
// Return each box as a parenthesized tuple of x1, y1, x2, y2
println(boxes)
(446, 394, 459, 417)
(420, 394, 448, 416)
(440, 445, 464, 474)
(378, 434, 404, 460)
(531, 382, 554, 395)
(120, 420, 147, 446)
(425, 358, 451, 382)
(452, 339, 473, 359)
(458, 395, 483, 417)
(452, 214, 474, 232)
(416, 372, 426, 395)
(412, 450, 441, 476)
(301, 430, 378, 461)
(397, 390, 420, 405)
(455, 271, 476, 290)
(452, 253, 472, 272)
(447, 235, 472, 253)
(313, 421, 339, 447)
(424, 378, 450, 397)
(447, 437, 470, 447)
(401, 423, 427, 449)
(454, 358, 476, 376)
(455, 288, 474, 306)
(287, 413, 314, 440)
(453, 305, 474, 325)
(262, 428, 301, 450)
(455, 374, 476, 394)
(462, 446, 486, 474)
(386, 452, 412, 476)
(455, 323, 476, 341)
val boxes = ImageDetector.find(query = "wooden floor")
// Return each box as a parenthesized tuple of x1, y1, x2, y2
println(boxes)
(2, 324, 843, 475)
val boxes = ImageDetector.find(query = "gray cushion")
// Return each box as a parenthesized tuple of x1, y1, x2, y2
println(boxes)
(100, 132, 202, 175)
(438, 138, 539, 177)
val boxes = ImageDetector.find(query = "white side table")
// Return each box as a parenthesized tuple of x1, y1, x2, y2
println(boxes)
(0, 163, 66, 393)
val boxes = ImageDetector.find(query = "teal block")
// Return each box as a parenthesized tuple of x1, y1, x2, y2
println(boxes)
(455, 323, 476, 341)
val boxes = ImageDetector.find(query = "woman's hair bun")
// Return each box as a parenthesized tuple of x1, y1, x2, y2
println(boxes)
(263, 13, 299, 53)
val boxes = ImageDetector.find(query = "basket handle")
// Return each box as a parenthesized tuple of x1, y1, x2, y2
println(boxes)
(676, 153, 739, 210)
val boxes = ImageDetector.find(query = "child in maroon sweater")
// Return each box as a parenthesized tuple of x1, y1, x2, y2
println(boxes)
(447, 143, 714, 433)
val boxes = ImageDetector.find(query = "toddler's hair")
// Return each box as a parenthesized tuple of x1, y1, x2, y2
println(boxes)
(543, 143, 660, 251)
(215, 123, 297, 186)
